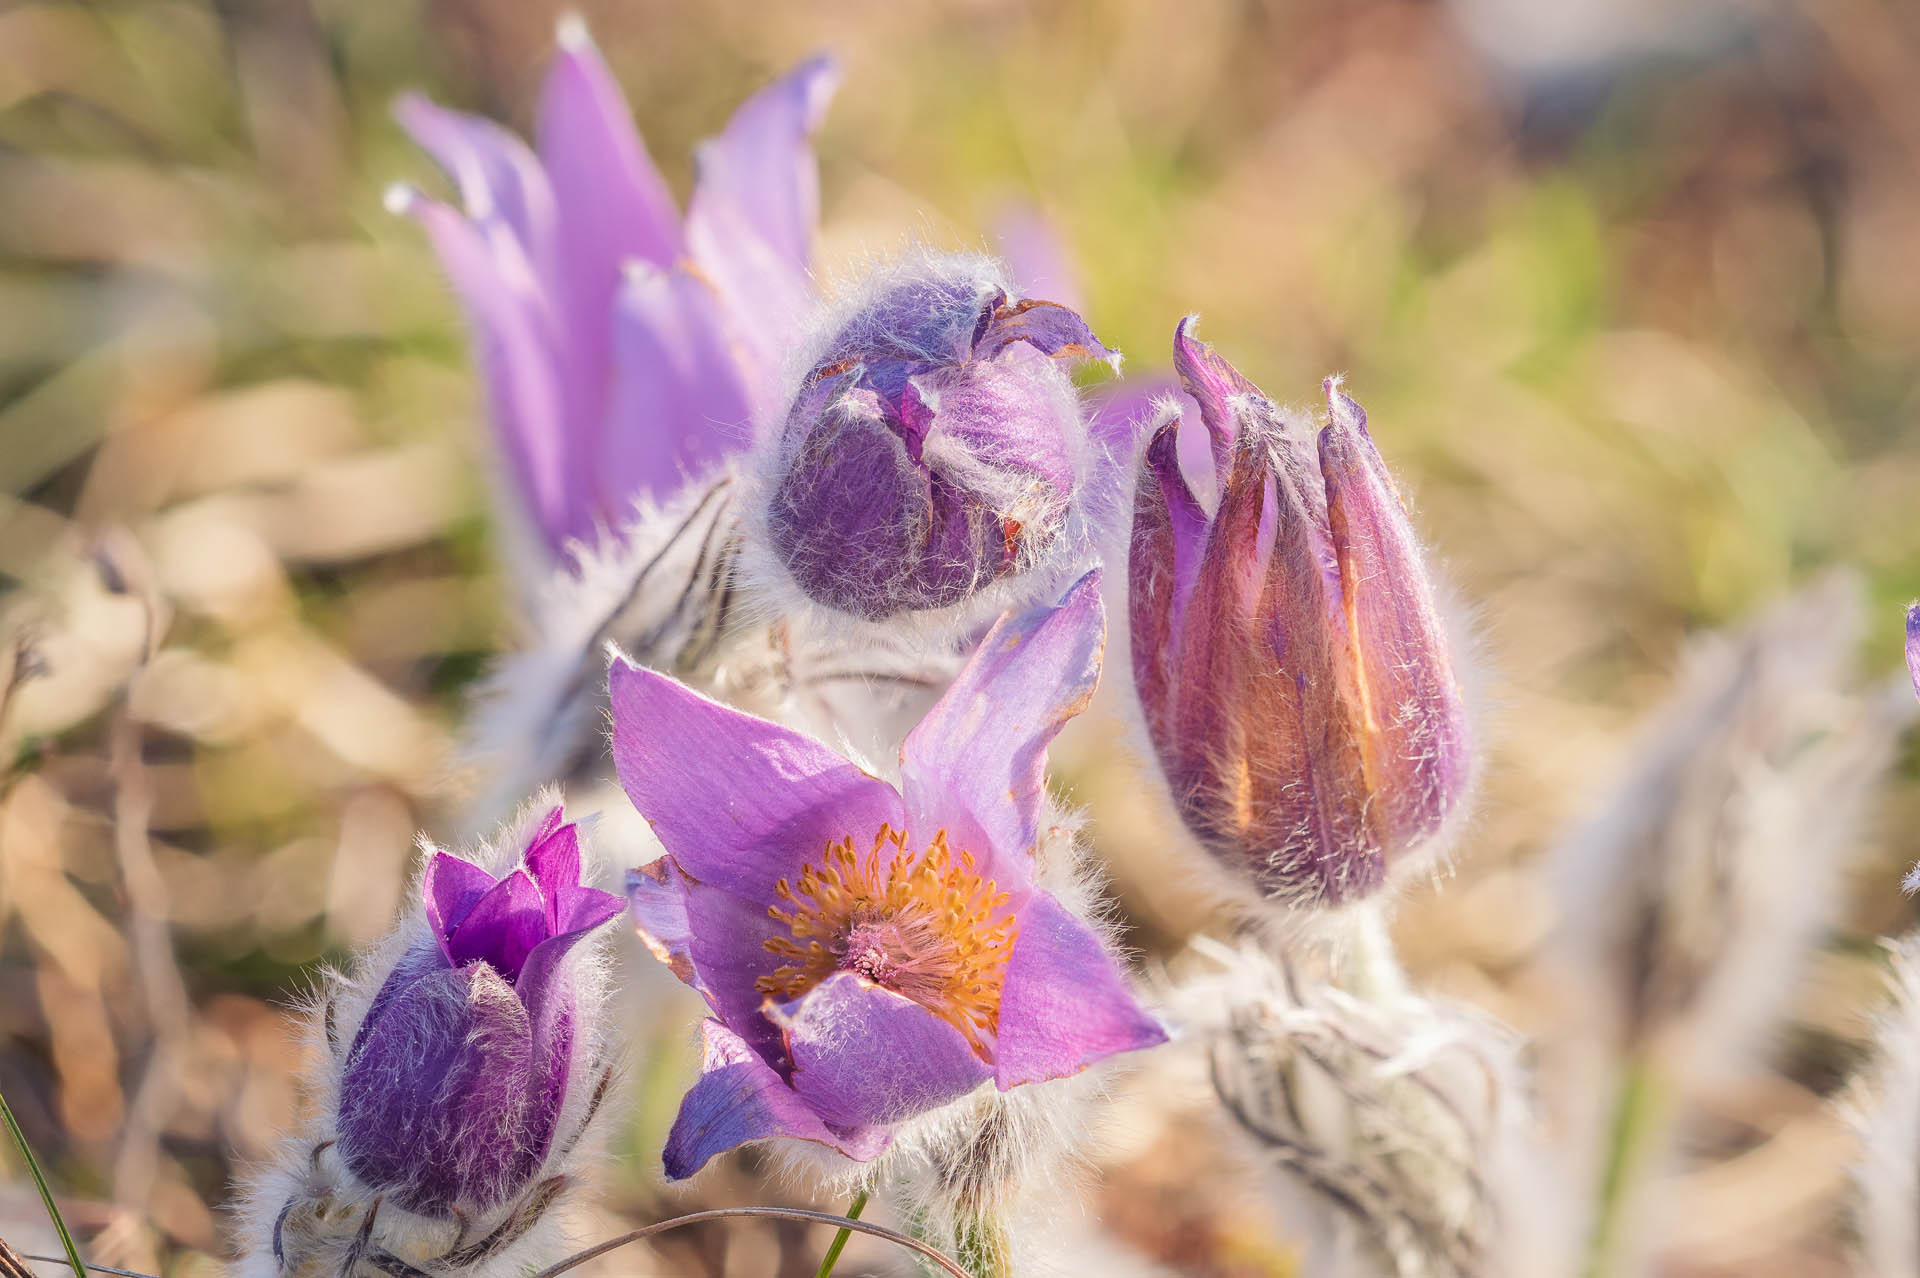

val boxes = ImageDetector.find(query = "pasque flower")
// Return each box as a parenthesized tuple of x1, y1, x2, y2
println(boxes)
(757, 253, 1117, 621)
(614, 571, 1165, 1178)
(335, 806, 624, 1216)
(1129, 320, 1470, 908)
(392, 18, 837, 562)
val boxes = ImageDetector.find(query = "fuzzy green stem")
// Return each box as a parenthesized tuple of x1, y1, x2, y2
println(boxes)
(952, 1212, 1012, 1278)
(814, 1188, 869, 1278)
(0, 1086, 87, 1278)
(1584, 1056, 1669, 1278)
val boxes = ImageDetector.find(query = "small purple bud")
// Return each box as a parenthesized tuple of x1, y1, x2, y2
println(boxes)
(761, 253, 1116, 621)
(1129, 319, 1471, 908)
(335, 808, 622, 1217)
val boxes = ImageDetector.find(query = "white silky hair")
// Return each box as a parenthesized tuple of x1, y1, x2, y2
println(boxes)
(231, 793, 623, 1278)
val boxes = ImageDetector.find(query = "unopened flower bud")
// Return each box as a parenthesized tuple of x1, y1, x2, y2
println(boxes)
(1129, 319, 1470, 908)
(758, 252, 1116, 622)
(242, 800, 623, 1278)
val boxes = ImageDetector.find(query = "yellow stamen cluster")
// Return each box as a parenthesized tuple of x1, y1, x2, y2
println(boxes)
(757, 825, 1016, 1055)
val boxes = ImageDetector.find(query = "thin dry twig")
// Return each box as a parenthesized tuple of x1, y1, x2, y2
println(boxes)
(525, 1206, 972, 1278)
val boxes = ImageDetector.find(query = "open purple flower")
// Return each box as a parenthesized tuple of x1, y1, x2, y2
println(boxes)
(1129, 319, 1471, 908)
(759, 253, 1117, 621)
(335, 807, 623, 1216)
(613, 571, 1164, 1179)
(392, 19, 838, 563)
(1907, 604, 1920, 705)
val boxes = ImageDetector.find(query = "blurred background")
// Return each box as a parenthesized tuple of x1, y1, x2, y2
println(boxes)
(3, 0, 1920, 1274)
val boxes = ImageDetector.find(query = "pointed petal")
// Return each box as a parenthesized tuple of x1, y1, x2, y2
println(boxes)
(536, 18, 684, 518)
(393, 93, 557, 271)
(424, 850, 497, 954)
(687, 53, 838, 273)
(597, 261, 753, 514)
(1172, 316, 1262, 488)
(609, 658, 906, 901)
(974, 297, 1118, 368)
(393, 190, 578, 554)
(523, 812, 580, 915)
(900, 572, 1105, 875)
(627, 856, 700, 990)
(770, 972, 992, 1130)
(994, 892, 1166, 1089)
(663, 1018, 889, 1180)
(1130, 413, 1210, 706)
(446, 867, 546, 979)
(1317, 381, 1470, 850)
(537, 19, 681, 267)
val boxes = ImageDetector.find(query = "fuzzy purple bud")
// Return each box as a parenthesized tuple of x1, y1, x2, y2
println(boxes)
(335, 809, 622, 1216)
(761, 254, 1116, 621)
(1129, 320, 1470, 908)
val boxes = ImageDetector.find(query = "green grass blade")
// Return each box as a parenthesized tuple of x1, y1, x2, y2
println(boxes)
(0, 1086, 87, 1278)
(813, 1188, 869, 1278)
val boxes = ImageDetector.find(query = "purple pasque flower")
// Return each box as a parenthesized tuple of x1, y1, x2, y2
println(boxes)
(392, 18, 838, 564)
(335, 807, 623, 1216)
(759, 253, 1118, 621)
(1129, 319, 1471, 908)
(1907, 604, 1920, 705)
(613, 570, 1164, 1179)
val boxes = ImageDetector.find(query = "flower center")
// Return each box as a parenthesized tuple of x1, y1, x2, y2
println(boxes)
(757, 825, 1016, 1055)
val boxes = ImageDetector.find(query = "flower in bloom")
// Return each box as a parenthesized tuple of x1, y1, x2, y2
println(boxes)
(1128, 319, 1471, 908)
(1907, 603, 1920, 705)
(757, 252, 1118, 621)
(335, 806, 624, 1216)
(392, 18, 838, 563)
(614, 571, 1165, 1178)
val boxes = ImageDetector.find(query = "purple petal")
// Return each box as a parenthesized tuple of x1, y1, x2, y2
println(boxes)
(424, 850, 497, 953)
(900, 571, 1104, 877)
(393, 93, 557, 275)
(393, 191, 576, 554)
(664, 1018, 890, 1180)
(770, 972, 992, 1130)
(1172, 316, 1261, 488)
(1317, 381, 1470, 850)
(687, 53, 838, 275)
(684, 57, 837, 420)
(993, 892, 1165, 1089)
(628, 856, 699, 989)
(609, 658, 906, 902)
(626, 857, 788, 1059)
(974, 298, 1118, 368)
(524, 812, 579, 904)
(536, 19, 684, 527)
(338, 964, 539, 1214)
(446, 867, 546, 980)
(1906, 604, 1920, 706)
(512, 921, 608, 1170)
(597, 261, 753, 513)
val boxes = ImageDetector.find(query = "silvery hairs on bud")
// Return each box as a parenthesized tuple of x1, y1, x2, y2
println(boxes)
(737, 245, 1115, 650)
(234, 795, 622, 1278)
(1177, 935, 1558, 1278)
(1547, 571, 1912, 1089)
(461, 474, 956, 832)
(1845, 935, 1920, 1278)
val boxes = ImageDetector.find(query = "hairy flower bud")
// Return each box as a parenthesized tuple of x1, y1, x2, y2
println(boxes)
(756, 252, 1117, 622)
(1129, 319, 1470, 908)
(239, 799, 623, 1278)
